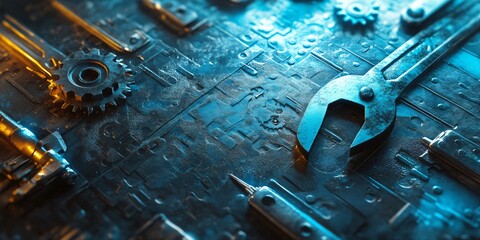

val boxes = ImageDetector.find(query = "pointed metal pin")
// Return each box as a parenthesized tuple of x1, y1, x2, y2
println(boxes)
(228, 174, 258, 195)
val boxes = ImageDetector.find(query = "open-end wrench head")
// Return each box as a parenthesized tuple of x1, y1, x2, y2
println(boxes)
(297, 75, 367, 155)
(297, 73, 397, 158)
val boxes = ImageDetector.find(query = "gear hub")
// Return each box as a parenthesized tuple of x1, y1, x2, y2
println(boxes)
(49, 49, 133, 113)
(335, 0, 380, 25)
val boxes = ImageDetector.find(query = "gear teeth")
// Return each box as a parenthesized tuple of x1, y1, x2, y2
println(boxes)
(66, 91, 75, 100)
(49, 49, 134, 114)
(335, 0, 379, 26)
(102, 87, 114, 97)
(61, 103, 70, 110)
(91, 48, 101, 55)
(106, 52, 117, 62)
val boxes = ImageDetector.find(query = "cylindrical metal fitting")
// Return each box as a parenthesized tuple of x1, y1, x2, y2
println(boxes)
(0, 111, 41, 163)
(0, 111, 77, 185)
(0, 111, 22, 138)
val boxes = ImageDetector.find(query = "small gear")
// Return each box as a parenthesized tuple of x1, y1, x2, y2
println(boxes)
(335, 0, 380, 25)
(260, 115, 286, 131)
(49, 49, 133, 114)
(253, 99, 287, 131)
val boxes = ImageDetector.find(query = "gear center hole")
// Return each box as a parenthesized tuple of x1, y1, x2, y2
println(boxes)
(347, 3, 366, 16)
(79, 68, 101, 83)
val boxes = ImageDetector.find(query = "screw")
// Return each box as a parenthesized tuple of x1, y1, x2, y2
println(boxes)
(359, 86, 374, 101)
(407, 6, 425, 19)
(62, 167, 78, 185)
(129, 33, 141, 45)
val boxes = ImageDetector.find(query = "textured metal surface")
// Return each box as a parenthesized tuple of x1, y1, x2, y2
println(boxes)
(0, 0, 479, 239)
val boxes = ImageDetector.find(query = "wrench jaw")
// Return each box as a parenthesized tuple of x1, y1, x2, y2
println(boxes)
(347, 103, 396, 170)
(296, 75, 366, 157)
(296, 100, 328, 156)
(297, 72, 396, 171)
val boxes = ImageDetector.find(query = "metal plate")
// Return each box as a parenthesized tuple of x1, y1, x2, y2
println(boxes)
(0, 0, 479, 239)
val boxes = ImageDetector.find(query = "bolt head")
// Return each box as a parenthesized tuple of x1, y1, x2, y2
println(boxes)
(407, 7, 425, 19)
(62, 167, 78, 185)
(359, 86, 375, 101)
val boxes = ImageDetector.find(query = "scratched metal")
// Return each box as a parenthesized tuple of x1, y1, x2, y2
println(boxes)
(0, 0, 479, 239)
